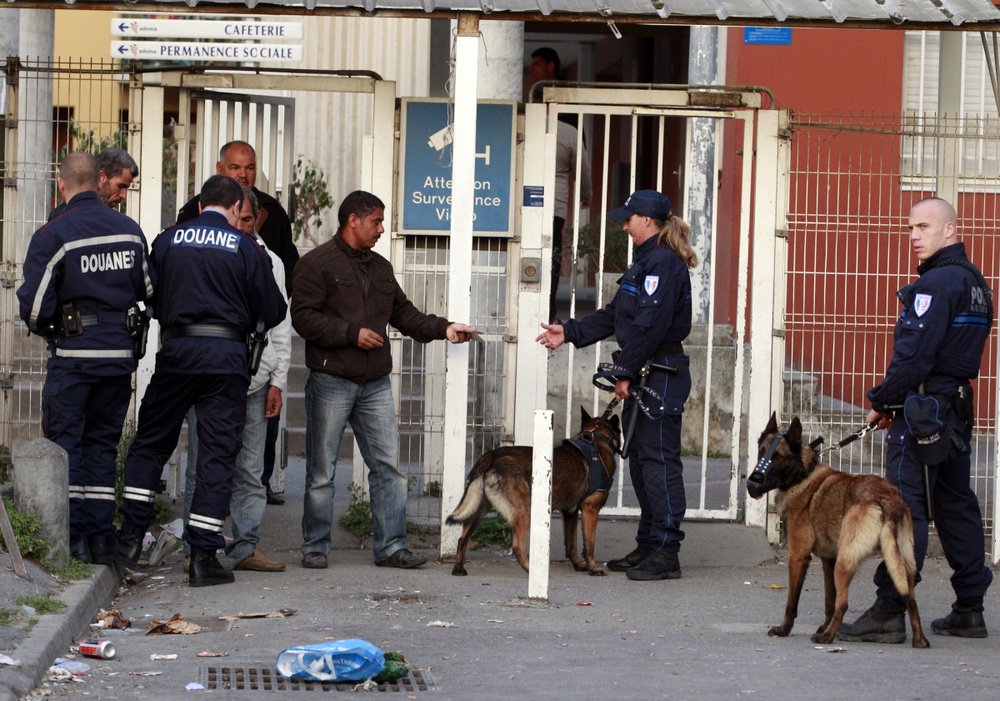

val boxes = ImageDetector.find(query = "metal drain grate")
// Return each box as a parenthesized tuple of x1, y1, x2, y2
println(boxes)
(201, 665, 436, 693)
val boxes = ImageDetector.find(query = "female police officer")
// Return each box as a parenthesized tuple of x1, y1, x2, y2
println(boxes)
(537, 190, 698, 581)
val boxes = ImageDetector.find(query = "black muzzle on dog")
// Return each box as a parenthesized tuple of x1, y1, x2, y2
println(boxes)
(747, 430, 785, 499)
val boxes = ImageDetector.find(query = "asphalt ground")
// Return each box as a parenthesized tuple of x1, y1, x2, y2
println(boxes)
(2, 454, 999, 701)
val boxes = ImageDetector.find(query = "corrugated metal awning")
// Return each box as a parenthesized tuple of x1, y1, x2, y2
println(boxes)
(11, 0, 1000, 29)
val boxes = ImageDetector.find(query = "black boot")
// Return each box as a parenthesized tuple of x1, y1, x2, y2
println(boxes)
(115, 534, 143, 568)
(70, 536, 92, 564)
(625, 551, 681, 581)
(837, 597, 906, 643)
(932, 597, 987, 638)
(88, 535, 116, 566)
(189, 548, 235, 588)
(607, 547, 651, 572)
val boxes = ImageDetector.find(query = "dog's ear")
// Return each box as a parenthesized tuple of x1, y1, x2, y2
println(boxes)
(764, 412, 779, 437)
(787, 416, 803, 448)
(581, 406, 592, 426)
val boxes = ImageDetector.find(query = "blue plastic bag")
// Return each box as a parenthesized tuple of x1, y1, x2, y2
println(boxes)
(275, 639, 385, 682)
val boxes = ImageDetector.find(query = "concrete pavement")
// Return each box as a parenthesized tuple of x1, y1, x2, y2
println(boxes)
(5, 454, 1000, 700)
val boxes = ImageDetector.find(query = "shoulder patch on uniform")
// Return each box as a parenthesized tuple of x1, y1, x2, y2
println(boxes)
(643, 275, 659, 296)
(913, 293, 933, 317)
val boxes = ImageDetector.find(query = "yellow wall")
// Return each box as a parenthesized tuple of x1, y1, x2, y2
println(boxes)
(53, 10, 129, 143)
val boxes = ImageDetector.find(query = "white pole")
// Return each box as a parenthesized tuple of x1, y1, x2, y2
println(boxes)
(527, 409, 553, 600)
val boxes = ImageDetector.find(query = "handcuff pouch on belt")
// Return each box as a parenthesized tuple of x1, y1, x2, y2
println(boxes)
(60, 301, 84, 337)
(902, 389, 968, 466)
(246, 321, 268, 375)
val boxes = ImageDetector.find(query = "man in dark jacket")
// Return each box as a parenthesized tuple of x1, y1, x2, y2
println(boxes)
(177, 140, 298, 295)
(116, 175, 287, 587)
(18, 151, 153, 565)
(838, 197, 993, 643)
(291, 190, 476, 570)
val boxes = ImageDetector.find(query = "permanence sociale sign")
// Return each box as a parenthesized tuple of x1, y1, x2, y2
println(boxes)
(401, 100, 515, 236)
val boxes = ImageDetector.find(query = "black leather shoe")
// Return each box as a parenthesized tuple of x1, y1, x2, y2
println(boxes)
(837, 598, 906, 643)
(189, 549, 235, 588)
(88, 535, 116, 566)
(607, 547, 650, 572)
(625, 551, 681, 581)
(375, 548, 427, 569)
(70, 537, 92, 564)
(301, 552, 328, 569)
(266, 490, 285, 506)
(932, 598, 988, 638)
(115, 534, 143, 568)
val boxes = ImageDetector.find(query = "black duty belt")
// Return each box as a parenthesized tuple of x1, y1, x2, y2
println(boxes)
(161, 324, 246, 342)
(78, 313, 127, 327)
(654, 341, 684, 357)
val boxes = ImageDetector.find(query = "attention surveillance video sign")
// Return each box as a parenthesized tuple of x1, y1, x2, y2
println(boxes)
(400, 99, 515, 236)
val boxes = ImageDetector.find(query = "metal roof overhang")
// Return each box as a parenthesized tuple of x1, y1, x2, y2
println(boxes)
(8, 0, 1000, 31)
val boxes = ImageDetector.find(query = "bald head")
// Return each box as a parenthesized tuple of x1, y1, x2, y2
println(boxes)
(58, 152, 100, 203)
(908, 197, 959, 262)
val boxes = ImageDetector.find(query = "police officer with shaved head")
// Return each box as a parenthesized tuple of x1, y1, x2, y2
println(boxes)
(18, 151, 154, 565)
(115, 175, 287, 587)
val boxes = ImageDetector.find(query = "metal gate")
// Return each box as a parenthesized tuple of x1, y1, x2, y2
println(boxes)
(1, 58, 143, 469)
(526, 85, 787, 522)
(781, 112, 1000, 563)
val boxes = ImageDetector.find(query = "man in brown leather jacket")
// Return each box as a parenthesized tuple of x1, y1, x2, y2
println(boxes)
(291, 190, 476, 570)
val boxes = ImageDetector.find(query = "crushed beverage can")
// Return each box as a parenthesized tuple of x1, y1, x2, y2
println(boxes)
(79, 639, 116, 659)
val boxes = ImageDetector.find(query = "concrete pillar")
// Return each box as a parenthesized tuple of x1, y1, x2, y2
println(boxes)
(13, 438, 69, 567)
(475, 20, 524, 101)
(15, 9, 55, 261)
(0, 9, 18, 63)
(686, 25, 721, 325)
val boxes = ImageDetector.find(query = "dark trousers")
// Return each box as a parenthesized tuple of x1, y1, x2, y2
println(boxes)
(42, 368, 131, 542)
(874, 431, 993, 600)
(548, 216, 566, 323)
(623, 362, 690, 554)
(119, 372, 249, 552)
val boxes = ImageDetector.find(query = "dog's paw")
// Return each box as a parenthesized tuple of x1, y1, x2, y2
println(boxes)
(451, 565, 468, 576)
(589, 567, 607, 577)
(810, 632, 835, 644)
(767, 626, 790, 638)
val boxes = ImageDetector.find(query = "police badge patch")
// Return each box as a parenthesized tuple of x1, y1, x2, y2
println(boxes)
(913, 293, 932, 317)
(644, 275, 659, 295)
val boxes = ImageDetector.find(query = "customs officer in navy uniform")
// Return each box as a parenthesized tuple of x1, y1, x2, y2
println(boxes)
(17, 152, 154, 565)
(839, 197, 993, 643)
(115, 175, 287, 587)
(537, 190, 698, 581)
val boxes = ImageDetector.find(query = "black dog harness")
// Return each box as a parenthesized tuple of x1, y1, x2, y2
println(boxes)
(565, 432, 616, 498)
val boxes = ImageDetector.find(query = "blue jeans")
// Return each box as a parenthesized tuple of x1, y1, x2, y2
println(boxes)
(302, 372, 408, 561)
(184, 387, 268, 566)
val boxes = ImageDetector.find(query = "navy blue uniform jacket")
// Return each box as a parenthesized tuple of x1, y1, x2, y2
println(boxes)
(151, 209, 287, 376)
(564, 235, 692, 380)
(868, 242, 991, 409)
(17, 191, 154, 376)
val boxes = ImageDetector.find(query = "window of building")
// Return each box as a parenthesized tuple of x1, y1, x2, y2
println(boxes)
(902, 31, 1000, 190)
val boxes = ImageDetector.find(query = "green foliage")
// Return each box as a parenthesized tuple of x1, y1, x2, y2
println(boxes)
(292, 156, 334, 247)
(339, 482, 373, 545)
(0, 609, 12, 627)
(1, 496, 49, 561)
(573, 221, 630, 274)
(51, 558, 93, 581)
(406, 521, 429, 539)
(0, 443, 9, 483)
(14, 595, 66, 615)
(471, 513, 512, 548)
(423, 480, 442, 498)
(56, 121, 128, 163)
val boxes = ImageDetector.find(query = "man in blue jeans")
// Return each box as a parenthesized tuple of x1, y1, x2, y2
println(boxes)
(291, 190, 476, 570)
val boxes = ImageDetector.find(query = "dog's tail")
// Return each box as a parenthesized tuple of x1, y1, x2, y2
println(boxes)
(445, 456, 490, 525)
(880, 504, 918, 598)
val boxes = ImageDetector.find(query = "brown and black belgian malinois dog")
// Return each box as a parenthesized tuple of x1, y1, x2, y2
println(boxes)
(747, 413, 929, 648)
(446, 407, 621, 577)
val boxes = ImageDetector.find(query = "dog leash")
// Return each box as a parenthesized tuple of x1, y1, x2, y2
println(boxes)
(593, 360, 677, 457)
(818, 420, 879, 456)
